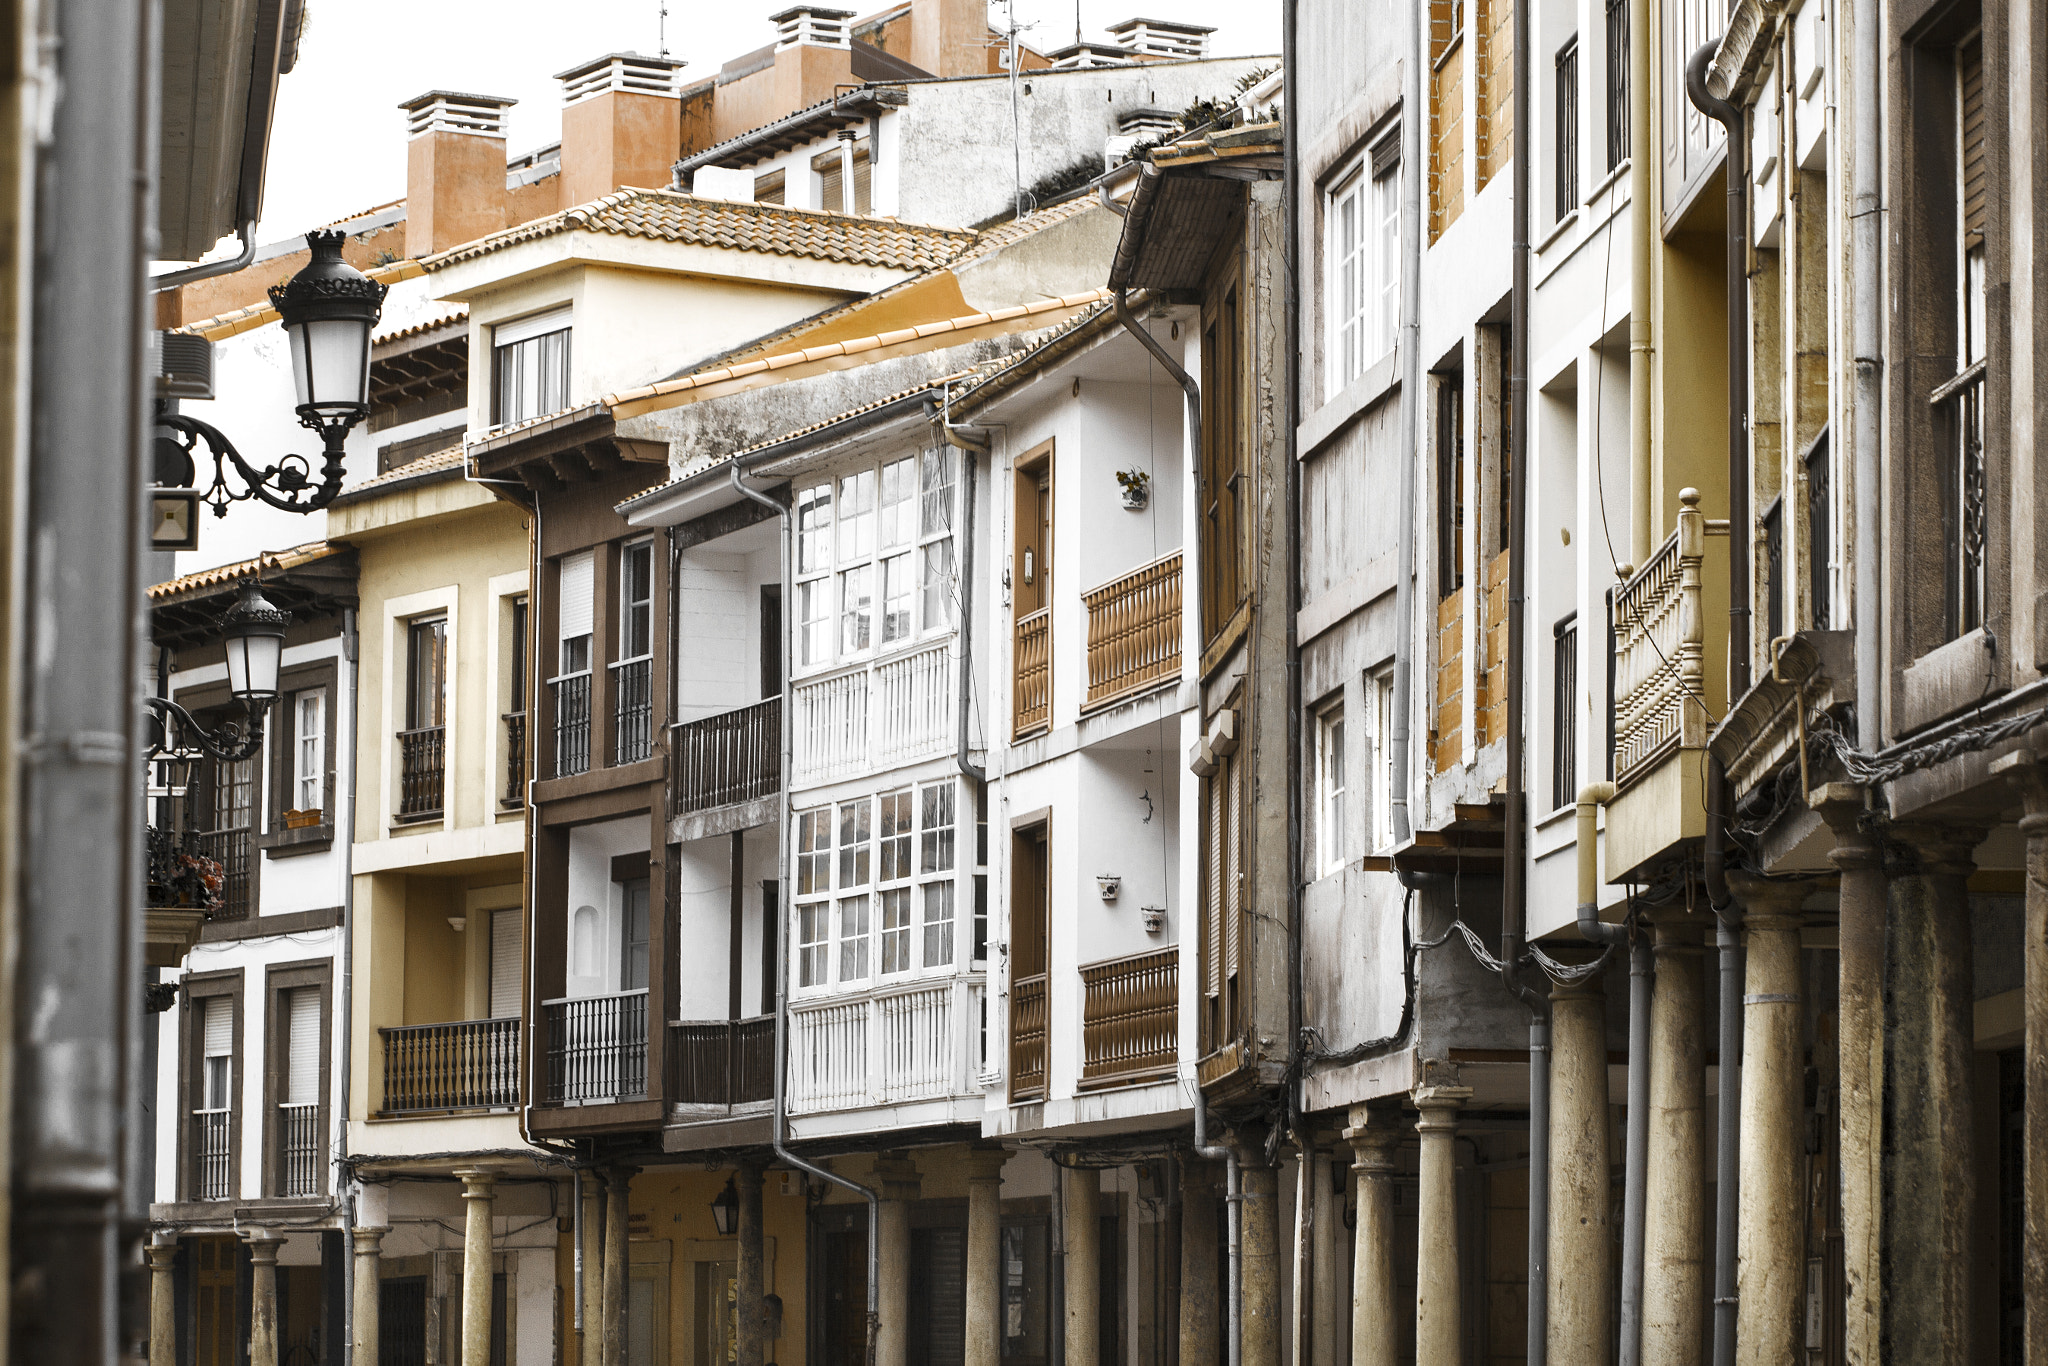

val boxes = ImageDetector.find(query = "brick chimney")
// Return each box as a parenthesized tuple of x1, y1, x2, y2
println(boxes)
(1106, 17, 1216, 60)
(556, 54, 688, 206)
(400, 91, 517, 256)
(910, 0, 989, 78)
(768, 7, 858, 116)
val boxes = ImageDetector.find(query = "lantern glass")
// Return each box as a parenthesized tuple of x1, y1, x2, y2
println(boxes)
(223, 629, 283, 707)
(710, 1177, 740, 1236)
(286, 315, 374, 418)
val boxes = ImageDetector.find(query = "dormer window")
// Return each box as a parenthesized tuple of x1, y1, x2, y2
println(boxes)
(492, 307, 571, 428)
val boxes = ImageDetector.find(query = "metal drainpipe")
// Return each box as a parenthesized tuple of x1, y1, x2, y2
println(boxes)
(1848, 0, 1881, 735)
(339, 606, 362, 1359)
(1389, 0, 1425, 845)
(150, 217, 256, 292)
(1685, 53, 1752, 1366)
(1193, 1085, 1241, 1366)
(1571, 782, 1650, 1366)
(730, 460, 884, 1360)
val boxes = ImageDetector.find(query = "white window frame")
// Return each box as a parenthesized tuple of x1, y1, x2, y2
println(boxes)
(292, 687, 326, 812)
(1326, 142, 1401, 396)
(491, 306, 572, 429)
(1316, 699, 1347, 876)
(792, 448, 958, 675)
(1369, 669, 1396, 851)
(619, 540, 654, 665)
(791, 777, 964, 995)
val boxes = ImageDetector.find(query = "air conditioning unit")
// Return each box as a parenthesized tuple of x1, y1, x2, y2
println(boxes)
(156, 331, 213, 401)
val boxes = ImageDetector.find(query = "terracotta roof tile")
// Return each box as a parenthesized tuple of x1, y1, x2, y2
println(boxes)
(149, 542, 347, 602)
(421, 188, 974, 274)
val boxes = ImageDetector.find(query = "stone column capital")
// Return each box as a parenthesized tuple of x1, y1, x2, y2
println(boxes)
(1727, 873, 1810, 929)
(1649, 916, 1708, 954)
(454, 1167, 499, 1199)
(1886, 821, 1985, 875)
(1410, 1086, 1472, 1131)
(1548, 973, 1607, 1004)
(735, 1165, 766, 1194)
(145, 1242, 179, 1272)
(961, 1144, 1011, 1185)
(604, 1165, 640, 1192)
(1342, 1123, 1401, 1175)
(351, 1225, 388, 1256)
(1814, 784, 1884, 863)
(873, 1151, 922, 1202)
(243, 1232, 286, 1264)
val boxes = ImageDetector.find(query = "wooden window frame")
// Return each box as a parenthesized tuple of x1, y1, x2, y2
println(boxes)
(260, 658, 338, 854)
(1199, 253, 1249, 653)
(262, 959, 333, 1199)
(178, 968, 245, 1202)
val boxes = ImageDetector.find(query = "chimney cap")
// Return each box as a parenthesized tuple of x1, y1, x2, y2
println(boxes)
(555, 52, 689, 105)
(397, 89, 520, 112)
(552, 51, 688, 82)
(770, 5, 856, 51)
(766, 4, 856, 19)
(398, 90, 518, 139)
(1104, 16, 1220, 36)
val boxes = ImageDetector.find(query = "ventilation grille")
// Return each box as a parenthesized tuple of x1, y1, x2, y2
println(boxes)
(157, 332, 214, 401)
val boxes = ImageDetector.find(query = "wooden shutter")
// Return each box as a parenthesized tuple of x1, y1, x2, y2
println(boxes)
(286, 988, 320, 1105)
(754, 168, 785, 205)
(1222, 751, 1242, 992)
(559, 551, 594, 643)
(1960, 34, 1986, 247)
(489, 907, 522, 1019)
(853, 149, 873, 215)
(816, 152, 844, 213)
(1204, 770, 1223, 1000)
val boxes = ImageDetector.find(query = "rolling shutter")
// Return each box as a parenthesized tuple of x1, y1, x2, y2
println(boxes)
(204, 996, 232, 1057)
(286, 988, 320, 1105)
(1960, 34, 1986, 248)
(489, 908, 522, 1020)
(1204, 772, 1223, 999)
(558, 551, 594, 643)
(1223, 751, 1242, 991)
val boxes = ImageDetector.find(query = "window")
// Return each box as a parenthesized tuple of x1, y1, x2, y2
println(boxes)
(1316, 701, 1346, 876)
(556, 551, 594, 777)
(1200, 273, 1247, 638)
(273, 982, 323, 1198)
(400, 618, 448, 820)
(754, 168, 786, 205)
(292, 689, 325, 813)
(489, 907, 522, 1019)
(186, 983, 239, 1201)
(1327, 137, 1401, 393)
(1605, 0, 1630, 171)
(1437, 372, 1466, 596)
(793, 451, 957, 671)
(616, 541, 654, 764)
(196, 735, 256, 918)
(1199, 732, 1245, 1050)
(1555, 37, 1580, 221)
(492, 308, 571, 428)
(814, 139, 873, 214)
(505, 596, 529, 807)
(793, 779, 962, 989)
(1369, 671, 1395, 850)
(620, 879, 650, 992)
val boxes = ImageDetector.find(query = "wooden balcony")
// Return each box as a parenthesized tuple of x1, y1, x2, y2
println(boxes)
(1009, 972, 1048, 1101)
(1604, 489, 1727, 879)
(379, 1018, 520, 1115)
(1078, 947, 1178, 1090)
(670, 696, 780, 817)
(1013, 608, 1051, 737)
(1082, 552, 1182, 710)
(791, 641, 952, 785)
(668, 1016, 775, 1108)
(542, 990, 647, 1104)
(397, 725, 445, 819)
(786, 979, 985, 1114)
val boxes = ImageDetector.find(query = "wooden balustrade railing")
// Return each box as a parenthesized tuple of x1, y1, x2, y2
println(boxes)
(670, 697, 780, 816)
(1013, 608, 1051, 737)
(1009, 972, 1048, 1101)
(380, 1018, 521, 1114)
(668, 1016, 774, 1107)
(1610, 490, 1706, 787)
(1079, 948, 1178, 1089)
(1083, 553, 1182, 709)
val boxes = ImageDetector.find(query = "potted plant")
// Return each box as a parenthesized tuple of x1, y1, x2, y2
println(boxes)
(1116, 468, 1150, 510)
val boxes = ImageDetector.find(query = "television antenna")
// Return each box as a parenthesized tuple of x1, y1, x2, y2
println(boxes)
(658, 0, 670, 57)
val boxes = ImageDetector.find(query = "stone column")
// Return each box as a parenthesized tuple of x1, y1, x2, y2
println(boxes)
(875, 1152, 922, 1366)
(1309, 1146, 1348, 1366)
(1882, 824, 1980, 1362)
(351, 1226, 387, 1366)
(1344, 1112, 1402, 1366)
(1820, 794, 1882, 1366)
(1728, 879, 1807, 1366)
(456, 1168, 499, 1366)
(2017, 776, 2048, 1366)
(1547, 976, 1612, 1366)
(582, 1175, 605, 1366)
(1411, 1069, 1470, 1366)
(736, 1165, 766, 1366)
(964, 1147, 1010, 1366)
(603, 1167, 636, 1366)
(247, 1232, 286, 1366)
(1640, 916, 1707, 1365)
(1065, 1165, 1103, 1366)
(1235, 1127, 1283, 1366)
(1179, 1155, 1222, 1366)
(147, 1241, 177, 1365)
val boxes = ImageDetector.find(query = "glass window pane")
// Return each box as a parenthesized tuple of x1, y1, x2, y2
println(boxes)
(920, 782, 955, 873)
(920, 540, 955, 630)
(837, 470, 875, 563)
(839, 565, 873, 654)
(797, 484, 833, 576)
(837, 895, 870, 980)
(879, 888, 912, 974)
(880, 457, 917, 549)
(797, 809, 832, 894)
(838, 799, 871, 888)
(922, 881, 955, 968)
(799, 580, 832, 667)
(879, 791, 913, 882)
(882, 553, 913, 644)
(921, 447, 955, 538)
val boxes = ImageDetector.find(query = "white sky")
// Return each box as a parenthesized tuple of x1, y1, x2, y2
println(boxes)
(252, 0, 1282, 243)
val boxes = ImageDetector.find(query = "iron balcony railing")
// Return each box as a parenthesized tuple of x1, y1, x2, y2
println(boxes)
(613, 657, 652, 765)
(193, 1108, 231, 1200)
(670, 696, 781, 817)
(1552, 612, 1578, 811)
(542, 990, 647, 1104)
(1078, 948, 1178, 1090)
(553, 672, 591, 778)
(1555, 37, 1580, 220)
(668, 1016, 775, 1107)
(1605, 0, 1629, 171)
(380, 1018, 521, 1114)
(194, 827, 250, 921)
(1761, 495, 1785, 644)
(397, 725, 445, 819)
(1932, 359, 1987, 640)
(502, 711, 526, 807)
(1805, 429, 1831, 627)
(277, 1102, 321, 1197)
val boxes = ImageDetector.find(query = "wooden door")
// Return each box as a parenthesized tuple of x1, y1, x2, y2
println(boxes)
(380, 1275, 427, 1366)
(910, 1225, 967, 1366)
(1013, 458, 1053, 615)
(822, 1229, 869, 1366)
(191, 1236, 239, 1366)
(1009, 824, 1050, 1100)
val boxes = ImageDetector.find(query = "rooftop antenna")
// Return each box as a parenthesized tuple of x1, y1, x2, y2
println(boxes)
(999, 0, 1037, 219)
(658, 0, 669, 57)
(1075, 1, 1082, 45)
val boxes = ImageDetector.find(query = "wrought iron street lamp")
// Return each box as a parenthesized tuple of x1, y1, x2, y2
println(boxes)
(155, 229, 388, 518)
(145, 581, 291, 764)
(710, 1175, 740, 1236)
